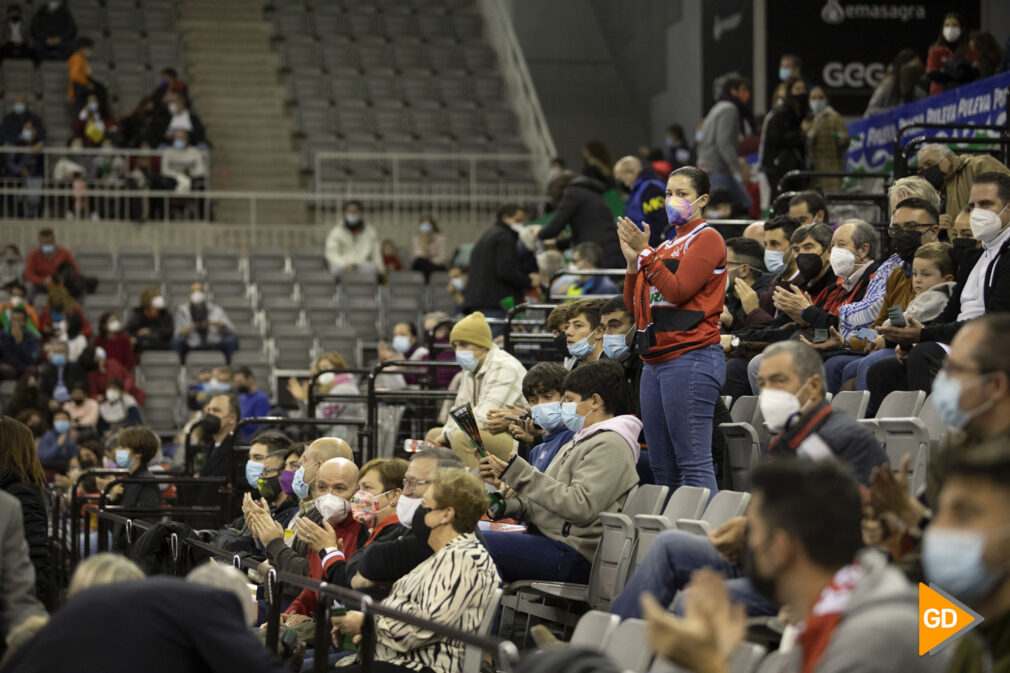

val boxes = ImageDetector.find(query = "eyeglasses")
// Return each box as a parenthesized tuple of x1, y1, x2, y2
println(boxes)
(402, 478, 432, 490)
(888, 221, 935, 235)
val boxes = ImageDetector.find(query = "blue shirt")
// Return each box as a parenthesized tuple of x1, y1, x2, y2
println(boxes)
(239, 390, 271, 438)
(528, 427, 575, 472)
(37, 429, 78, 472)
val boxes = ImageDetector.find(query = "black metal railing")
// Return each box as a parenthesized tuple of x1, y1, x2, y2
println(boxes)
(893, 122, 1010, 178)
(777, 170, 891, 193)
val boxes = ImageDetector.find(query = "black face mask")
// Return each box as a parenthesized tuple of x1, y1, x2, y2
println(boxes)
(951, 237, 978, 268)
(553, 333, 570, 358)
(236, 385, 251, 395)
(79, 459, 96, 470)
(27, 424, 43, 438)
(741, 543, 779, 604)
(891, 229, 923, 265)
(72, 398, 84, 406)
(796, 253, 823, 281)
(920, 164, 945, 190)
(411, 506, 433, 545)
(257, 475, 282, 501)
(201, 414, 222, 436)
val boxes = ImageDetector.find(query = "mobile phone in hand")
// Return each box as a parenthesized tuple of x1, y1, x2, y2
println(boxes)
(887, 306, 906, 328)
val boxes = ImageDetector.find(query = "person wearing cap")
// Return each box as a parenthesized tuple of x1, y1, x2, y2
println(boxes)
(425, 312, 527, 467)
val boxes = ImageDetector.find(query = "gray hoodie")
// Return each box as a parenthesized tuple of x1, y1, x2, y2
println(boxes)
(501, 415, 642, 561)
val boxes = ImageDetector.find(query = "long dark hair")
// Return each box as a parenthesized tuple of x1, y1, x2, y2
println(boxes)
(783, 75, 809, 120)
(0, 416, 47, 490)
(934, 12, 970, 56)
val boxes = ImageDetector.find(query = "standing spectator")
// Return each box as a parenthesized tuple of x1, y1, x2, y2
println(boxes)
(64, 383, 98, 433)
(536, 168, 624, 269)
(23, 228, 81, 302)
(0, 489, 46, 651)
(324, 200, 384, 276)
(126, 287, 173, 352)
(762, 76, 809, 199)
(778, 53, 803, 81)
(465, 203, 536, 324)
(30, 0, 75, 61)
(618, 167, 726, 490)
(0, 306, 39, 380)
(696, 74, 753, 214)
(580, 140, 615, 189)
(0, 4, 33, 61)
(864, 49, 928, 117)
(150, 91, 206, 147)
(94, 312, 134, 371)
(664, 124, 693, 170)
(380, 239, 402, 271)
(71, 94, 119, 147)
(410, 214, 447, 279)
(926, 12, 979, 95)
(614, 155, 667, 248)
(971, 31, 1003, 78)
(0, 96, 44, 146)
(917, 144, 1010, 232)
(232, 367, 270, 440)
(0, 245, 24, 290)
(0, 417, 55, 610)
(170, 282, 237, 364)
(66, 37, 102, 108)
(807, 86, 850, 194)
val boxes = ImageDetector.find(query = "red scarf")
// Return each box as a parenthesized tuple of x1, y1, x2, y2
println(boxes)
(797, 563, 864, 673)
(365, 513, 400, 546)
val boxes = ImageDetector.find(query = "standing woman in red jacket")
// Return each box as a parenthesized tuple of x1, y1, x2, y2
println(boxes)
(618, 167, 726, 491)
(926, 12, 979, 96)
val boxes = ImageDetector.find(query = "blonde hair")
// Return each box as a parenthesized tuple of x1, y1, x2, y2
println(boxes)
(429, 469, 489, 533)
(67, 553, 145, 598)
(359, 458, 409, 493)
(914, 242, 954, 277)
(314, 351, 348, 371)
(888, 176, 941, 214)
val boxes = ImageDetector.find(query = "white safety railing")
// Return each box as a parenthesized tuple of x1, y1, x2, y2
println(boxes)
(478, 0, 557, 186)
(0, 144, 211, 181)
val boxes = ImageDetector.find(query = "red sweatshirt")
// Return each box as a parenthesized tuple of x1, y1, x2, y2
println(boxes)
(24, 246, 80, 285)
(624, 219, 726, 365)
(285, 516, 363, 617)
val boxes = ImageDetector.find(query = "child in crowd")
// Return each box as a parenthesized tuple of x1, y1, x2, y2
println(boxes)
(509, 362, 575, 472)
(98, 378, 142, 436)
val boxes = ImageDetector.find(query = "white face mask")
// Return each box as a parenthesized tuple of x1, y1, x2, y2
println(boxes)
(315, 493, 350, 524)
(970, 205, 1008, 244)
(829, 247, 856, 278)
(151, 295, 166, 310)
(396, 495, 423, 529)
(190, 290, 206, 304)
(943, 26, 961, 43)
(759, 387, 802, 433)
(105, 389, 121, 402)
(107, 319, 122, 333)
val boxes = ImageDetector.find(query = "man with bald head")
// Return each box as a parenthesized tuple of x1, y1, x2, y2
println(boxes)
(614, 155, 667, 247)
(293, 437, 353, 500)
(743, 221, 765, 246)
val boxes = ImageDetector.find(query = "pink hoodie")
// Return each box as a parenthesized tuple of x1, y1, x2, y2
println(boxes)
(573, 414, 643, 461)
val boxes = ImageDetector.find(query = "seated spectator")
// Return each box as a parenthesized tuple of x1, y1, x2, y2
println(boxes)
(98, 426, 162, 544)
(72, 94, 119, 148)
(126, 287, 173, 352)
(8, 371, 47, 419)
(703, 188, 734, 219)
(0, 96, 44, 146)
(757, 341, 886, 484)
(1, 574, 287, 673)
(151, 67, 189, 107)
(807, 86, 850, 194)
(30, 0, 75, 61)
(952, 203, 978, 270)
(185, 394, 240, 525)
(187, 365, 230, 411)
(868, 173, 1010, 410)
(39, 339, 87, 406)
(151, 91, 206, 147)
(330, 469, 499, 673)
(864, 48, 927, 117)
(422, 311, 458, 389)
(381, 239, 403, 271)
(425, 312, 527, 466)
(926, 12, 979, 95)
(97, 378, 141, 435)
(40, 286, 90, 360)
(23, 227, 82, 302)
(0, 4, 32, 61)
(545, 302, 574, 361)
(446, 264, 467, 312)
(156, 130, 206, 195)
(13, 409, 46, 441)
(410, 214, 447, 278)
(170, 282, 237, 364)
(6, 119, 43, 217)
(564, 242, 620, 296)
(119, 96, 157, 148)
(1, 245, 24, 291)
(324, 200, 384, 276)
(376, 322, 430, 389)
(232, 366, 270, 439)
(721, 237, 769, 331)
(0, 305, 39, 380)
(509, 362, 574, 472)
(614, 155, 667, 247)
(916, 143, 1010, 232)
(0, 282, 39, 336)
(563, 297, 605, 365)
(479, 360, 640, 583)
(286, 352, 363, 446)
(743, 221, 765, 246)
(82, 345, 143, 405)
(641, 460, 939, 673)
(787, 189, 828, 225)
(36, 408, 76, 477)
(286, 437, 353, 501)
(63, 383, 98, 433)
(94, 312, 134, 371)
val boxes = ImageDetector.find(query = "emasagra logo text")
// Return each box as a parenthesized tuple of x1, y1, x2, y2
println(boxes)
(919, 583, 983, 656)
(821, 0, 927, 25)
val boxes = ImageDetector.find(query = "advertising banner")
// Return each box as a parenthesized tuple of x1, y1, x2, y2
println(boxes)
(702, 0, 753, 112)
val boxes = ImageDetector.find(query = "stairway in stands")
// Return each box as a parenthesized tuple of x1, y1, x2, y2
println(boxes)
(178, 0, 305, 224)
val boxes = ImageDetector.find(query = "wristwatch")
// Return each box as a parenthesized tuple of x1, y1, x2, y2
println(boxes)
(730, 336, 741, 349)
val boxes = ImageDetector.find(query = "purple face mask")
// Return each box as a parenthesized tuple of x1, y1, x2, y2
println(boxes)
(279, 470, 296, 496)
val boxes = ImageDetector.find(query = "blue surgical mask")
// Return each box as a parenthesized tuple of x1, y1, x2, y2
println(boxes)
(561, 401, 586, 433)
(695, 129, 704, 144)
(419, 221, 433, 234)
(51, 353, 67, 366)
(932, 370, 994, 431)
(567, 334, 597, 361)
(53, 419, 70, 434)
(292, 465, 311, 499)
(20, 128, 31, 142)
(779, 66, 792, 82)
(810, 99, 827, 115)
(451, 277, 465, 292)
(602, 333, 630, 360)
(530, 401, 564, 432)
(764, 249, 786, 274)
(392, 335, 411, 354)
(88, 100, 99, 112)
(456, 350, 478, 372)
(922, 527, 1007, 602)
(173, 138, 186, 150)
(114, 448, 133, 469)
(13, 102, 25, 114)
(245, 460, 265, 489)
(41, 243, 55, 256)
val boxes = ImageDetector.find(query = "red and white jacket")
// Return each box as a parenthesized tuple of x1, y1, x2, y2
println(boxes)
(623, 219, 726, 365)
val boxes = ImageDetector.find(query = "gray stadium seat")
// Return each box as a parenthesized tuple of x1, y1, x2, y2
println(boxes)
(676, 490, 751, 535)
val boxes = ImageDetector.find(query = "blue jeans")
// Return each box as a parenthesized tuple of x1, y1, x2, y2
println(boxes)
(824, 349, 896, 393)
(708, 172, 753, 214)
(171, 335, 239, 364)
(640, 345, 724, 491)
(610, 530, 777, 620)
(483, 531, 591, 583)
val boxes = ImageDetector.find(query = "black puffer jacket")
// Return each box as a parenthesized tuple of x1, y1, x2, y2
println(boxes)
(538, 176, 624, 268)
(0, 473, 56, 610)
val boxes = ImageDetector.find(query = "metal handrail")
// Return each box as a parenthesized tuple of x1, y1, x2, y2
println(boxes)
(306, 367, 374, 417)
(893, 122, 1010, 177)
(502, 302, 558, 352)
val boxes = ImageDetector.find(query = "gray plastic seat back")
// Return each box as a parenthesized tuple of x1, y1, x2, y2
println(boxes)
(831, 390, 870, 420)
(570, 610, 620, 650)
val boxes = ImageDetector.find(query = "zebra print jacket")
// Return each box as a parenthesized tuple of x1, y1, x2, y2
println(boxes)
(373, 533, 499, 673)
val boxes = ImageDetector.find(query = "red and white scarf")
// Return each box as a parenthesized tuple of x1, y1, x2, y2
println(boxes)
(797, 562, 865, 673)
